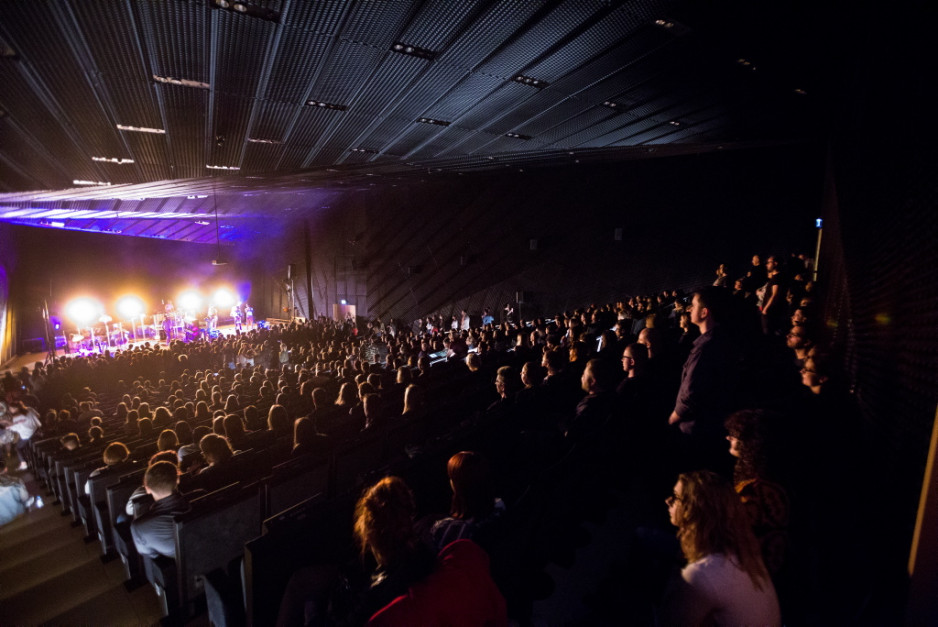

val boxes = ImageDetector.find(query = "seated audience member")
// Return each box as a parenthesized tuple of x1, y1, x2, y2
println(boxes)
(177, 425, 211, 470)
(267, 404, 292, 439)
(361, 393, 385, 433)
(367, 539, 508, 627)
(278, 476, 436, 626)
(0, 458, 32, 525)
(291, 417, 331, 459)
(488, 366, 519, 413)
(137, 416, 154, 439)
(565, 358, 618, 441)
(197, 433, 235, 487)
(174, 420, 194, 448)
(156, 429, 179, 453)
(87, 425, 104, 445)
(725, 410, 790, 575)
(131, 461, 191, 560)
(124, 451, 182, 519)
(60, 432, 81, 452)
(223, 413, 250, 451)
(660, 470, 780, 626)
(431, 451, 504, 552)
(401, 384, 425, 419)
(85, 441, 132, 494)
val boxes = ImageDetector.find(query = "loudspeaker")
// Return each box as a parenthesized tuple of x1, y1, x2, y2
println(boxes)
(516, 290, 525, 304)
(287, 263, 296, 279)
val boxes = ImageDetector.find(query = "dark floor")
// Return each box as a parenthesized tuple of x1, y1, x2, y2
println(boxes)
(0, 454, 168, 625)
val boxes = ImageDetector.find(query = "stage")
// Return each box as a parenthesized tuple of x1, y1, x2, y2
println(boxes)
(1, 322, 248, 376)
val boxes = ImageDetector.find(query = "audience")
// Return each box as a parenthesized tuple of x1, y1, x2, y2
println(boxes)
(3, 248, 845, 625)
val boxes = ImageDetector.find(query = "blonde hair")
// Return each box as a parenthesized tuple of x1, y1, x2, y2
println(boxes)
(675, 470, 771, 591)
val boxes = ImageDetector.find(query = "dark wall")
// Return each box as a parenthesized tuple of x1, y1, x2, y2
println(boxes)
(349, 143, 824, 323)
(816, 0, 938, 591)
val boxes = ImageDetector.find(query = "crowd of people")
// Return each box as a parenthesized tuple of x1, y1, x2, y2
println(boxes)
(0, 250, 855, 625)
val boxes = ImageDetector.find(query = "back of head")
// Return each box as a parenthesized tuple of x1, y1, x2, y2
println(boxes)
(224, 413, 245, 439)
(60, 432, 81, 450)
(144, 460, 179, 497)
(200, 433, 233, 465)
(174, 420, 193, 445)
(311, 387, 327, 409)
(267, 404, 290, 434)
(103, 441, 130, 465)
(293, 417, 316, 448)
(694, 285, 733, 326)
(354, 476, 417, 567)
(403, 384, 424, 414)
(584, 358, 617, 393)
(447, 451, 495, 519)
(157, 429, 178, 452)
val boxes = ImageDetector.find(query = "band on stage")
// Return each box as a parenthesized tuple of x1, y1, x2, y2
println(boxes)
(65, 300, 254, 354)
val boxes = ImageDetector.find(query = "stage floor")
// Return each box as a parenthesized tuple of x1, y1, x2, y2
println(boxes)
(1, 323, 247, 376)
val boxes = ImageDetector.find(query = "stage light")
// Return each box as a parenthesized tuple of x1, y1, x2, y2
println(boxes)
(213, 288, 235, 308)
(117, 296, 144, 320)
(66, 298, 100, 326)
(178, 290, 202, 311)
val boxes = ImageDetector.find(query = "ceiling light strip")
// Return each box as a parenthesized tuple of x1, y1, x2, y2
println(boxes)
(391, 42, 435, 61)
(116, 124, 165, 134)
(92, 157, 135, 164)
(305, 100, 347, 111)
(152, 75, 210, 89)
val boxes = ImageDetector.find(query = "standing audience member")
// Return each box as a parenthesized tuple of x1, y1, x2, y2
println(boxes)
(669, 287, 738, 473)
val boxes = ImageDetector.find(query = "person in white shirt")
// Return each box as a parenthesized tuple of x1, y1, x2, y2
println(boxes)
(660, 469, 781, 626)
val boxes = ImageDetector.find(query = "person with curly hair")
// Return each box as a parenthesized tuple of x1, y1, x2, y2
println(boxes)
(725, 409, 790, 575)
(661, 470, 780, 626)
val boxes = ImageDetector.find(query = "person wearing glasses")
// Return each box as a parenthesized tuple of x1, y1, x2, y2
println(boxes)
(661, 470, 781, 626)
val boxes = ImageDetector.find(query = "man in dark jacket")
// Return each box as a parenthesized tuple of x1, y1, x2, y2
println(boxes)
(131, 461, 190, 559)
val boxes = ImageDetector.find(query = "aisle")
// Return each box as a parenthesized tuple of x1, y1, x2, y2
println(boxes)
(0, 460, 164, 625)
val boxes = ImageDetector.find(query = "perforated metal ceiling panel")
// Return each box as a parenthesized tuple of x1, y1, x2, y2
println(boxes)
(0, 0, 829, 242)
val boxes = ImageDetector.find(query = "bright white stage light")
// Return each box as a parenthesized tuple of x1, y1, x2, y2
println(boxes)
(117, 295, 145, 319)
(178, 290, 202, 311)
(66, 298, 100, 326)
(213, 288, 235, 308)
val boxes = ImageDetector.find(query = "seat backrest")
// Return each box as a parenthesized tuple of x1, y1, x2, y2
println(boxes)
(244, 494, 356, 627)
(174, 483, 262, 610)
(265, 456, 331, 518)
(105, 467, 146, 527)
(333, 434, 387, 497)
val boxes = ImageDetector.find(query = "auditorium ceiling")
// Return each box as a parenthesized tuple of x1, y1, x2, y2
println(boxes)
(0, 0, 832, 243)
